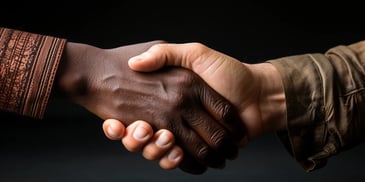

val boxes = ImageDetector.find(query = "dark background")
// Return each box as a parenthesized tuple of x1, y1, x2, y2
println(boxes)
(1, 1, 365, 182)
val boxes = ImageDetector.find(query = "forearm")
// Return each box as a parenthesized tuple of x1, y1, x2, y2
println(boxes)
(0, 27, 66, 119)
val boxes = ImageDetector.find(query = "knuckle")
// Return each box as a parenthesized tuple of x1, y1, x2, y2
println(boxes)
(183, 110, 202, 126)
(215, 101, 232, 122)
(189, 42, 208, 52)
(163, 118, 184, 138)
(196, 145, 210, 161)
(209, 129, 228, 149)
(176, 71, 195, 88)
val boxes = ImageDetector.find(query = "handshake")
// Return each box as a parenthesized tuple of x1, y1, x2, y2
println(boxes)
(54, 40, 286, 174)
(0, 28, 286, 174)
(3, 27, 363, 175)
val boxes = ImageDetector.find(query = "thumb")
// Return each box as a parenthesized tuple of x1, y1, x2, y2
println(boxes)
(128, 43, 232, 77)
(128, 51, 166, 72)
(128, 43, 197, 72)
(128, 44, 171, 72)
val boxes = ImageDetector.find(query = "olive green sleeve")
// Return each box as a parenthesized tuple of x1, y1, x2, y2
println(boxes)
(268, 41, 365, 172)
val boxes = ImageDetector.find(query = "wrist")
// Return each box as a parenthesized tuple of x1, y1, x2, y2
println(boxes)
(249, 62, 287, 133)
(52, 42, 93, 99)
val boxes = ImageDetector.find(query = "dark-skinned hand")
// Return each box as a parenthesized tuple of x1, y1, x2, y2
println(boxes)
(53, 40, 246, 174)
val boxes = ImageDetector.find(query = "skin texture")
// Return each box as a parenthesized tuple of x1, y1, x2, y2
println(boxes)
(52, 41, 246, 174)
(127, 42, 287, 142)
(101, 42, 286, 174)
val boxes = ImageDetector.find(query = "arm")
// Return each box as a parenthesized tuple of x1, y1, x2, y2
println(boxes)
(269, 41, 365, 172)
(0, 27, 184, 171)
(127, 41, 365, 172)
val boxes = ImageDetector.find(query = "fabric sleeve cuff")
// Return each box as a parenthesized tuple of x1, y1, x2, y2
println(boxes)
(0, 28, 67, 119)
(267, 53, 336, 172)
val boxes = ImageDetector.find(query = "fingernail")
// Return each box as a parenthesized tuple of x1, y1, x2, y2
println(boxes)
(156, 132, 170, 147)
(129, 52, 150, 63)
(168, 150, 181, 161)
(107, 123, 120, 139)
(133, 126, 149, 140)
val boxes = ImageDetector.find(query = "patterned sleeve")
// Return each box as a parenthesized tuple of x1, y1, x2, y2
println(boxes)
(268, 41, 365, 172)
(0, 27, 67, 119)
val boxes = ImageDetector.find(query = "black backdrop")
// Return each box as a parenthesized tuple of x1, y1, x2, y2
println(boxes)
(1, 1, 365, 182)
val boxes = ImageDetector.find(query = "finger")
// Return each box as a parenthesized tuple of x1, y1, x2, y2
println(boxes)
(183, 105, 238, 160)
(173, 123, 226, 169)
(127, 43, 172, 71)
(128, 42, 246, 142)
(142, 129, 175, 160)
(128, 42, 221, 74)
(122, 120, 154, 152)
(159, 145, 184, 170)
(116, 40, 167, 60)
(197, 83, 246, 145)
(102, 119, 126, 140)
(128, 43, 200, 72)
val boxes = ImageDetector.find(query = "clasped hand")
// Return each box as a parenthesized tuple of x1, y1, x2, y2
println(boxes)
(55, 41, 247, 174)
